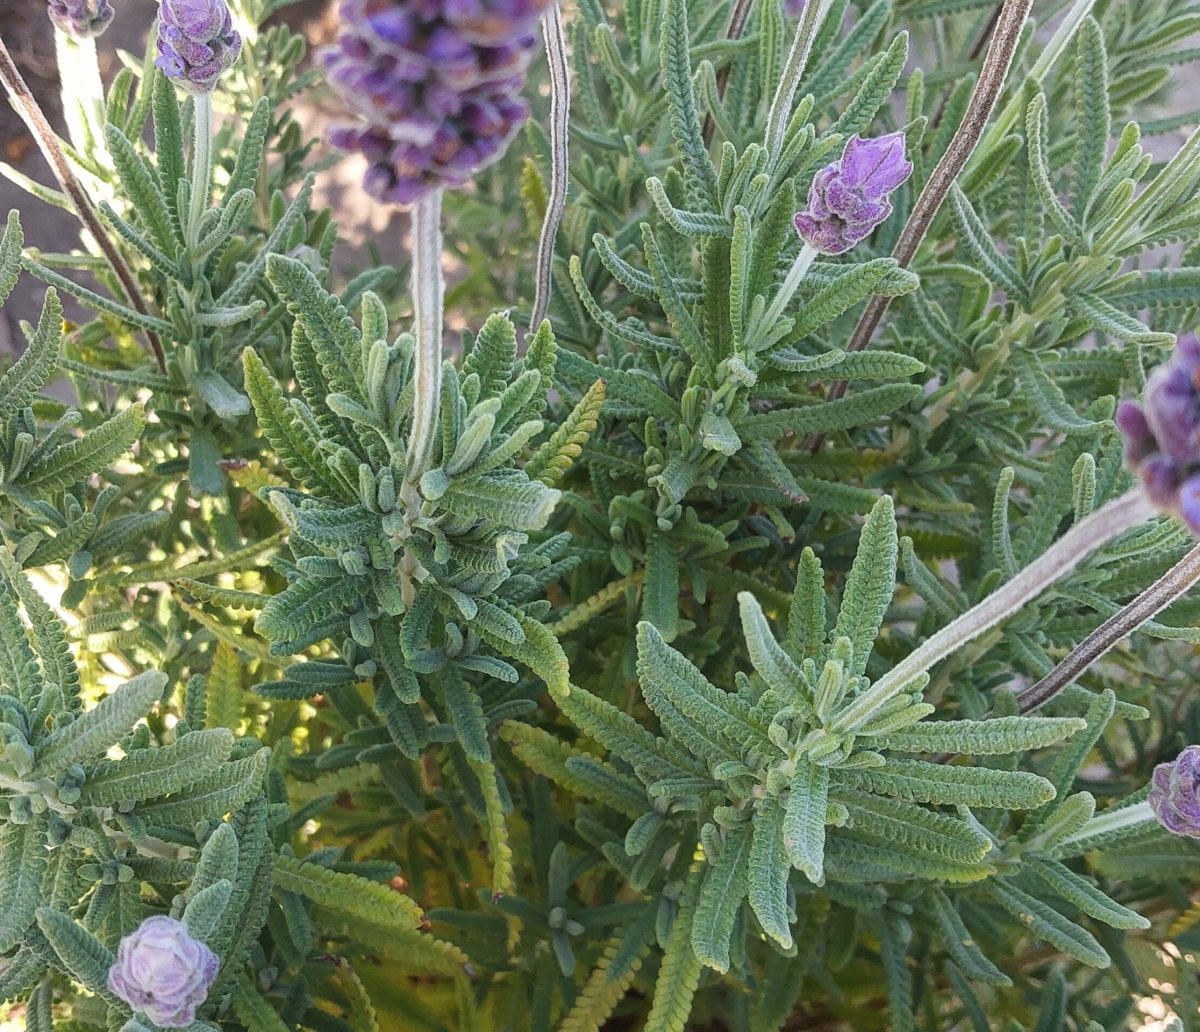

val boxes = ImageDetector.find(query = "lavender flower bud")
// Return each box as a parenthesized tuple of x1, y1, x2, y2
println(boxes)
(48, 0, 115, 38)
(1149, 745, 1200, 838)
(784, 0, 806, 15)
(794, 132, 913, 255)
(1116, 334, 1200, 534)
(321, 0, 551, 205)
(155, 0, 242, 95)
(107, 916, 219, 1028)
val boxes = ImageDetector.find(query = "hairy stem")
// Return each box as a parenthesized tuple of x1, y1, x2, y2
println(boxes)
(0, 36, 165, 370)
(929, 4, 1001, 130)
(187, 94, 213, 252)
(806, 0, 1033, 451)
(761, 242, 818, 332)
(1018, 539, 1200, 713)
(403, 189, 445, 511)
(865, 488, 1157, 709)
(529, 3, 569, 336)
(763, 0, 831, 163)
(1056, 799, 1155, 854)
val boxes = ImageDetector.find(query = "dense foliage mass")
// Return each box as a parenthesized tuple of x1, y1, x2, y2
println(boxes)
(1, 0, 1200, 1028)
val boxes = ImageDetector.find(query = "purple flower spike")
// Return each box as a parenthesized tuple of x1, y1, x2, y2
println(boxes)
(1144, 335, 1200, 464)
(107, 916, 219, 1028)
(155, 0, 242, 95)
(794, 132, 913, 255)
(1149, 745, 1200, 839)
(321, 0, 552, 205)
(1117, 334, 1200, 535)
(48, 0, 114, 38)
(1115, 399, 1155, 464)
(784, 0, 807, 15)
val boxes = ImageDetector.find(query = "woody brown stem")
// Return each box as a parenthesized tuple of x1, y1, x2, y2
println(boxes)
(1017, 538, 1200, 713)
(0, 36, 165, 371)
(805, 0, 1033, 453)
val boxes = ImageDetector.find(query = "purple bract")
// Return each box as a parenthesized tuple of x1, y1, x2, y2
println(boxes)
(1116, 334, 1200, 535)
(155, 0, 242, 95)
(1149, 745, 1200, 839)
(320, 0, 552, 205)
(794, 132, 913, 255)
(107, 915, 219, 1028)
(48, 0, 114, 38)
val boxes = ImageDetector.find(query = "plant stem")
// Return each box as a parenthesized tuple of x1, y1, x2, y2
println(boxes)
(0, 35, 165, 371)
(763, 0, 831, 163)
(529, 3, 569, 337)
(1055, 799, 1155, 854)
(805, 0, 1034, 452)
(1018, 539, 1200, 713)
(929, 4, 1000, 130)
(403, 189, 445, 512)
(188, 94, 213, 252)
(861, 488, 1157, 712)
(760, 242, 818, 333)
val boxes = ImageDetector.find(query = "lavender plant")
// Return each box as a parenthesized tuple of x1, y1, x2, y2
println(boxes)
(2, 0, 1200, 1029)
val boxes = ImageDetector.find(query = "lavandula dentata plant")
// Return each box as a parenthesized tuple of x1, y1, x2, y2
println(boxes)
(319, 0, 552, 587)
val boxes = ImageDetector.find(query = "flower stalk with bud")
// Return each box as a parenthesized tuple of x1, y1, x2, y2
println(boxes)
(761, 133, 913, 335)
(155, 0, 243, 250)
(320, 0, 554, 586)
(1056, 746, 1200, 854)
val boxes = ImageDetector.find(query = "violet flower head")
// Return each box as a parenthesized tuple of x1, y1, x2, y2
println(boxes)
(321, 0, 552, 205)
(784, 0, 807, 15)
(155, 0, 242, 95)
(1149, 745, 1200, 838)
(107, 916, 219, 1028)
(794, 132, 913, 255)
(48, 0, 115, 39)
(1116, 334, 1200, 534)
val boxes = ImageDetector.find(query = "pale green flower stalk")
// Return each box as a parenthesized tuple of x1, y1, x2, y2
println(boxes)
(402, 189, 446, 526)
(155, 0, 244, 249)
(865, 488, 1158, 712)
(48, 1, 115, 190)
(764, 0, 832, 164)
(187, 94, 213, 251)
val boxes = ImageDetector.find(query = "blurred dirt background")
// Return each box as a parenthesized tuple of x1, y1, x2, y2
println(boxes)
(0, 0, 409, 352)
